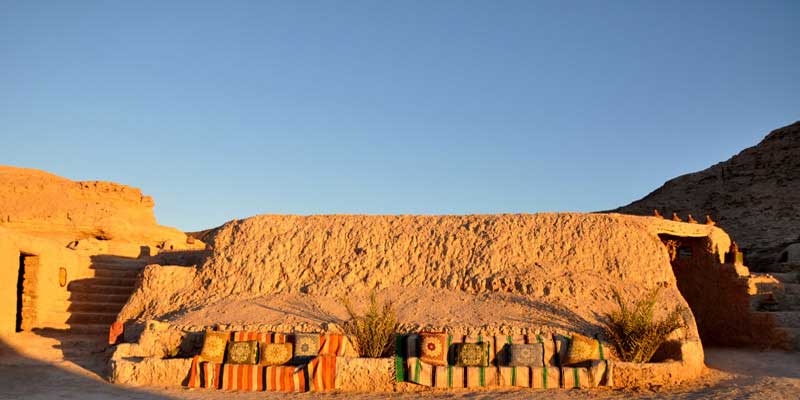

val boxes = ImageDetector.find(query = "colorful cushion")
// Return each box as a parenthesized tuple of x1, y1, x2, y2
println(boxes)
(260, 342, 293, 366)
(505, 343, 544, 367)
(225, 340, 259, 364)
(199, 330, 229, 363)
(452, 342, 489, 367)
(419, 332, 448, 366)
(562, 333, 600, 366)
(292, 333, 319, 364)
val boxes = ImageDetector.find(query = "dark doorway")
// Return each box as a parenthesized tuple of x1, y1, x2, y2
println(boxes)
(16, 253, 38, 332)
(16, 254, 26, 331)
(658, 234, 755, 346)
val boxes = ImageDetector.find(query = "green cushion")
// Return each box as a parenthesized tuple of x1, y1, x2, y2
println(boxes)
(452, 342, 489, 367)
(225, 340, 259, 364)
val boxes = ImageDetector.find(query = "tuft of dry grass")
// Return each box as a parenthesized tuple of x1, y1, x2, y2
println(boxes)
(340, 291, 398, 358)
(603, 287, 687, 363)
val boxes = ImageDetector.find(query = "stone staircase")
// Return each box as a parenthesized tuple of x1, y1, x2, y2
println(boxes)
(748, 262, 800, 350)
(66, 259, 146, 336)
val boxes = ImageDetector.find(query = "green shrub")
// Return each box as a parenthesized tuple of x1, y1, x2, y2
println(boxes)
(602, 287, 687, 363)
(341, 291, 398, 358)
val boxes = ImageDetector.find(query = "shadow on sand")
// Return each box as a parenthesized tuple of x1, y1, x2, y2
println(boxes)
(0, 334, 177, 400)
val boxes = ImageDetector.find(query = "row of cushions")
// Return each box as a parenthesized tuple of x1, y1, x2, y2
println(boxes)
(419, 331, 603, 368)
(420, 332, 492, 367)
(199, 331, 319, 366)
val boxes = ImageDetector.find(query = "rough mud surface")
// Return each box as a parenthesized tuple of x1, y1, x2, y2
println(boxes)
(1, 333, 798, 399)
(615, 121, 800, 269)
(121, 213, 726, 339)
(0, 165, 189, 243)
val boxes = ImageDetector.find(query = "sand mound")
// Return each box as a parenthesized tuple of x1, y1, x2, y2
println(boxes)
(121, 213, 728, 339)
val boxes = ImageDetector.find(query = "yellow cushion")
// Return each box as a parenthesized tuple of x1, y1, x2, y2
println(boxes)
(562, 333, 600, 366)
(199, 330, 229, 363)
(260, 342, 294, 366)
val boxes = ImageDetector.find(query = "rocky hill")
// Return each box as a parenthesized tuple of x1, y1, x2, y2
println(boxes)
(0, 165, 190, 245)
(615, 121, 800, 270)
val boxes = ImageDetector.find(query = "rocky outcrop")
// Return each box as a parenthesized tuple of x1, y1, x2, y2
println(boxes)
(0, 166, 204, 334)
(614, 121, 800, 270)
(0, 166, 191, 244)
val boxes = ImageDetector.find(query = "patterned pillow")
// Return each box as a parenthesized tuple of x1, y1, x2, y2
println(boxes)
(292, 333, 319, 364)
(453, 342, 489, 367)
(226, 340, 259, 364)
(562, 333, 600, 366)
(260, 342, 293, 366)
(199, 330, 229, 363)
(419, 332, 448, 366)
(504, 343, 544, 367)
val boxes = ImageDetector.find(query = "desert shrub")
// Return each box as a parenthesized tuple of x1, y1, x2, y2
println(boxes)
(602, 287, 687, 363)
(341, 291, 398, 358)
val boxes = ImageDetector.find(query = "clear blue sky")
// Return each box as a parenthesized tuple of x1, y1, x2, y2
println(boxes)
(1, 1, 798, 231)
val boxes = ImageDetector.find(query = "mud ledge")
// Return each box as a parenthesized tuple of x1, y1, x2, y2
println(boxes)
(107, 325, 706, 391)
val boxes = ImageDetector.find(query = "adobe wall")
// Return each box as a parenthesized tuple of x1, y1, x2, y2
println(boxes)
(113, 213, 744, 388)
(120, 214, 730, 345)
(662, 234, 784, 348)
(0, 166, 205, 334)
(0, 228, 81, 333)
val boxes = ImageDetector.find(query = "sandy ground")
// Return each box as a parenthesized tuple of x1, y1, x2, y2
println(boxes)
(0, 332, 798, 400)
(166, 289, 608, 336)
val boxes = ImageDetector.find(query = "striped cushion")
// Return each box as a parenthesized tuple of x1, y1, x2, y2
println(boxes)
(229, 331, 350, 357)
(187, 355, 337, 392)
(187, 331, 347, 391)
(231, 331, 287, 343)
(319, 334, 350, 357)
(398, 332, 612, 390)
(189, 358, 310, 392)
(561, 360, 613, 388)
(554, 334, 613, 388)
(403, 334, 497, 388)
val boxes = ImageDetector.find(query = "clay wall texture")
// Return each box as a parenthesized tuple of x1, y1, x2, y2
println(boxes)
(121, 213, 734, 346)
(0, 166, 203, 334)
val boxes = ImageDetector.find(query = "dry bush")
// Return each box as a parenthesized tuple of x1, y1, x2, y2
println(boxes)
(603, 287, 687, 363)
(341, 291, 398, 358)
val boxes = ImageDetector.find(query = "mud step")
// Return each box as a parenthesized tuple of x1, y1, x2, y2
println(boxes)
(764, 262, 800, 273)
(769, 272, 799, 284)
(783, 283, 800, 296)
(90, 257, 148, 266)
(69, 312, 118, 325)
(751, 276, 799, 296)
(90, 262, 147, 272)
(68, 301, 125, 313)
(86, 277, 139, 287)
(68, 323, 111, 335)
(758, 311, 800, 329)
(49, 333, 108, 345)
(775, 292, 800, 311)
(92, 268, 142, 279)
(68, 292, 132, 303)
(776, 328, 800, 351)
(69, 277, 138, 289)
(68, 283, 137, 296)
